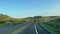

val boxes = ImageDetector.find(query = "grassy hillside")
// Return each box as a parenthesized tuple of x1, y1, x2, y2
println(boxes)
(0, 14, 23, 24)
(0, 14, 60, 23)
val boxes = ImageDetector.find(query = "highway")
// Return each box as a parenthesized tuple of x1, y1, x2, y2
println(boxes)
(0, 23, 51, 34)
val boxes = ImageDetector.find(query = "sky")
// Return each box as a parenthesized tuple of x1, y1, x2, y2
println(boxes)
(0, 0, 60, 18)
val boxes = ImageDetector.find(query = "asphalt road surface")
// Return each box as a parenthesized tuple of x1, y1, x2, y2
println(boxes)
(0, 23, 51, 34)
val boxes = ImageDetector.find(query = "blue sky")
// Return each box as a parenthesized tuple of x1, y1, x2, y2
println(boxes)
(0, 0, 60, 18)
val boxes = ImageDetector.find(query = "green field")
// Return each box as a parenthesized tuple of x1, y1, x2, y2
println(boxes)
(39, 22, 60, 34)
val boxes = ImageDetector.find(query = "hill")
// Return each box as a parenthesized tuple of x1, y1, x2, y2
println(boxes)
(0, 14, 60, 23)
(0, 14, 22, 24)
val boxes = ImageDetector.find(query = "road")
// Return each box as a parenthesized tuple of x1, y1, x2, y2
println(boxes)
(0, 23, 51, 34)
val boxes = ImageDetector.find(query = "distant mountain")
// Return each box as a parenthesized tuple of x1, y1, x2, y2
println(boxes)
(0, 14, 60, 23)
(25, 16, 42, 19)
(22, 16, 60, 22)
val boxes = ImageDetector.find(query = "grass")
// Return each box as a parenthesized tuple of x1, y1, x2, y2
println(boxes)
(0, 22, 22, 28)
(39, 22, 60, 34)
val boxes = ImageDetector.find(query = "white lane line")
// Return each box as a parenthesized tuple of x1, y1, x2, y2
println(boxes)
(35, 24, 38, 34)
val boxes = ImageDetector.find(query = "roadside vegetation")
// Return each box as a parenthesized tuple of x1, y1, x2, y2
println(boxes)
(39, 17, 60, 34)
